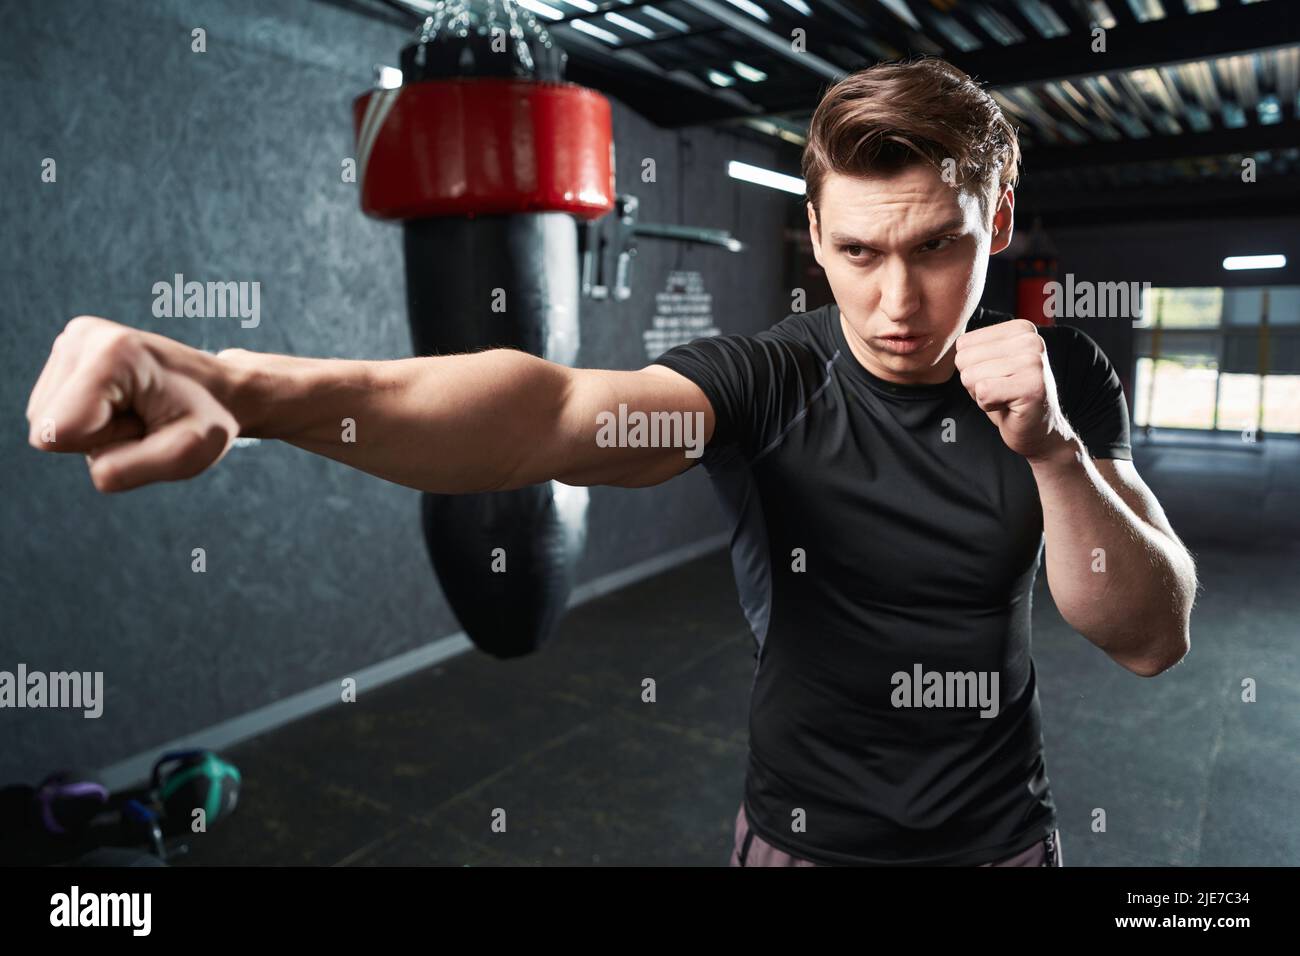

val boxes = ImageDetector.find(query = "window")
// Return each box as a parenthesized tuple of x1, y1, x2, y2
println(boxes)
(1133, 286, 1300, 436)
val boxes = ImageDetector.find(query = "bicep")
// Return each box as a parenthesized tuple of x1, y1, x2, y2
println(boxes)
(549, 364, 717, 488)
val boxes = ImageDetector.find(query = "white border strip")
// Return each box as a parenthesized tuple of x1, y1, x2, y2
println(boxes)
(96, 533, 729, 792)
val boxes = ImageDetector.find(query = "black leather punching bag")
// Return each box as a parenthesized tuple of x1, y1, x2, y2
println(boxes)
(351, 2, 615, 657)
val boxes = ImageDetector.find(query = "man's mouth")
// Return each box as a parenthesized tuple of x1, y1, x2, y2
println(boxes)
(873, 333, 930, 356)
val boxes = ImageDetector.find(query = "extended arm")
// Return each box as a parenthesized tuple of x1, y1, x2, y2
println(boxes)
(25, 316, 713, 494)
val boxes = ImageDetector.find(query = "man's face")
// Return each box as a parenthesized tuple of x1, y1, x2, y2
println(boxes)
(809, 165, 1014, 385)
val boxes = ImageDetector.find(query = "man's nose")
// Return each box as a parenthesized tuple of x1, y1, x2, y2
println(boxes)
(877, 258, 921, 322)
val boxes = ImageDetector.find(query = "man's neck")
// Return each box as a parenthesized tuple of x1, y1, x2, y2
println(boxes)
(839, 312, 959, 386)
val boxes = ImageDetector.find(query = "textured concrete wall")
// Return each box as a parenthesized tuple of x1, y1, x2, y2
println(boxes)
(0, 0, 792, 782)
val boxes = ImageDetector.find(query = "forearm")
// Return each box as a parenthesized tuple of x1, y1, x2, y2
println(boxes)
(192, 342, 570, 494)
(1031, 438, 1195, 675)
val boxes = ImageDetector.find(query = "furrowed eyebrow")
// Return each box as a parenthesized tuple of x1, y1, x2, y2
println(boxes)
(829, 217, 967, 248)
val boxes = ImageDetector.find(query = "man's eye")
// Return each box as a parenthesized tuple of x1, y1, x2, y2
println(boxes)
(923, 236, 956, 252)
(841, 244, 868, 258)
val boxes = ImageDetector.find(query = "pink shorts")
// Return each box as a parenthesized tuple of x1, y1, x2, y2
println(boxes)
(729, 802, 1063, 866)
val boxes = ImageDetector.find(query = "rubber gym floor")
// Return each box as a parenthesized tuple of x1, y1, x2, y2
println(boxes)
(171, 436, 1300, 866)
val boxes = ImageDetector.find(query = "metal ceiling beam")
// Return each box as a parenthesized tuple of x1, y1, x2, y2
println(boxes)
(1102, 0, 1139, 30)
(675, 0, 849, 81)
(553, 23, 767, 126)
(1018, 177, 1300, 226)
(1023, 118, 1300, 171)
(1041, 0, 1090, 33)
(618, 27, 731, 51)
(991, 0, 1045, 42)
(950, 2, 1299, 89)
(552, 0, 687, 24)
(851, 0, 945, 57)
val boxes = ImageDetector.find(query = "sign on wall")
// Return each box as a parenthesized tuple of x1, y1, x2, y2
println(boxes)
(643, 270, 719, 361)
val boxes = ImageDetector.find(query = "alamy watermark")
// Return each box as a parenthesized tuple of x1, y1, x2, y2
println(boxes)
(891, 664, 999, 719)
(1043, 273, 1152, 324)
(50, 886, 150, 935)
(151, 273, 260, 328)
(595, 404, 706, 459)
(0, 664, 103, 718)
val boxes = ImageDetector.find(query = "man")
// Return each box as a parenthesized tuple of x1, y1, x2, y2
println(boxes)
(24, 58, 1195, 867)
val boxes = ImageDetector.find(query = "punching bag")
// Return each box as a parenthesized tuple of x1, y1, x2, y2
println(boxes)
(1015, 215, 1058, 327)
(352, 2, 615, 658)
(1015, 255, 1057, 327)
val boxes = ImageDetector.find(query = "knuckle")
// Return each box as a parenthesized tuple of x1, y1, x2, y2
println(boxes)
(89, 463, 117, 493)
(98, 328, 142, 363)
(65, 315, 108, 339)
(176, 428, 207, 461)
(175, 426, 220, 476)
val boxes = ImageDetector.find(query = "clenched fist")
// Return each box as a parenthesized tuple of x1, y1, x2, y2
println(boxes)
(25, 316, 242, 493)
(954, 318, 1076, 462)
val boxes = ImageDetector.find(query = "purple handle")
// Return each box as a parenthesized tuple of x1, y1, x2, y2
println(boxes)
(38, 781, 109, 834)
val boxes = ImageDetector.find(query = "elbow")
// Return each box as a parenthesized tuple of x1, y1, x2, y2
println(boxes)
(1129, 562, 1196, 678)
(1124, 627, 1190, 678)
(1126, 655, 1178, 679)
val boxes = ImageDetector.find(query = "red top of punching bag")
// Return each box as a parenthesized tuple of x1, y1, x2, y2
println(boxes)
(354, 78, 616, 222)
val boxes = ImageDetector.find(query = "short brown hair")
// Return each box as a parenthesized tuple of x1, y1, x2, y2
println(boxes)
(802, 57, 1020, 228)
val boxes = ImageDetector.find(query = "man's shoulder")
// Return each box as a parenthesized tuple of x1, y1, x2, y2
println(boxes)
(651, 303, 832, 382)
(689, 303, 833, 358)
(759, 306, 843, 376)
(764, 303, 836, 351)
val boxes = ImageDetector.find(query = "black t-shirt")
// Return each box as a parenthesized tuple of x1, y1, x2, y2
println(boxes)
(654, 302, 1131, 865)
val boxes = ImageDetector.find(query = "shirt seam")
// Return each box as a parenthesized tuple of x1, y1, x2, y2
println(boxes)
(751, 350, 839, 466)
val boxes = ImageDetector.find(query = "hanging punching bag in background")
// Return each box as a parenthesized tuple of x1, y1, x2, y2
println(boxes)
(352, 2, 616, 658)
(1015, 215, 1058, 327)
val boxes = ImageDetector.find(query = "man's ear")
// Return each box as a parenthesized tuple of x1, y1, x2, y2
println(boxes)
(989, 186, 1014, 255)
(807, 202, 825, 268)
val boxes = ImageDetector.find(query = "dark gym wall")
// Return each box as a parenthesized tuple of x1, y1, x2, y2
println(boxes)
(1043, 217, 1300, 402)
(1048, 218, 1300, 290)
(0, 0, 791, 783)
